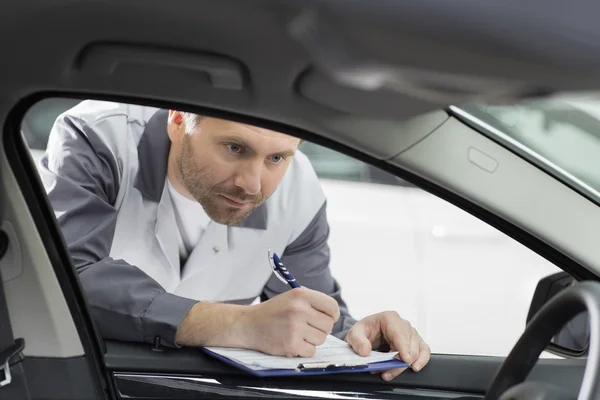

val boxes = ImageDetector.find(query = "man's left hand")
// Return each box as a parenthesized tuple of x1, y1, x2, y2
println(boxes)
(345, 311, 431, 381)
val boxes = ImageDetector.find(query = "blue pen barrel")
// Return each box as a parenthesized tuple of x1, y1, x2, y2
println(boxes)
(285, 275, 301, 289)
(272, 253, 301, 289)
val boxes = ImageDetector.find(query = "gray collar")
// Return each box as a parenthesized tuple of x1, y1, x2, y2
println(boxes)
(133, 109, 267, 230)
(133, 109, 170, 203)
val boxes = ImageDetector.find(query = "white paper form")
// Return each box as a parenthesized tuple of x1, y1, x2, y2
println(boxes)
(204, 334, 398, 371)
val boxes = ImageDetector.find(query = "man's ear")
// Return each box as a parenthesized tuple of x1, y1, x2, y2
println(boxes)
(167, 110, 185, 142)
(168, 110, 184, 125)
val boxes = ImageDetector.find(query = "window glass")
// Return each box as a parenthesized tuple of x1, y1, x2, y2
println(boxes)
(21, 98, 565, 358)
(298, 141, 364, 182)
(298, 141, 412, 187)
(22, 98, 82, 150)
(313, 160, 562, 357)
(458, 94, 600, 199)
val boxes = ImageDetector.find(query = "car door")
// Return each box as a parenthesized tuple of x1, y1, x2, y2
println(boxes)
(2, 1, 599, 399)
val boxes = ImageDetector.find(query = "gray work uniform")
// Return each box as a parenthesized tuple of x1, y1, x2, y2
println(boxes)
(39, 100, 356, 347)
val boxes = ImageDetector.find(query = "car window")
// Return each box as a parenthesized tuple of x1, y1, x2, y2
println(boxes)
(21, 98, 82, 150)
(457, 95, 600, 200)
(21, 97, 566, 359)
(299, 141, 414, 187)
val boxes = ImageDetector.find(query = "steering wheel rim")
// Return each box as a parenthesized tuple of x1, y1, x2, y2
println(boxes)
(485, 280, 600, 400)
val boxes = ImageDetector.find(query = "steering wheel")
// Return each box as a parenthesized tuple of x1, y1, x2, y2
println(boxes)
(484, 280, 600, 400)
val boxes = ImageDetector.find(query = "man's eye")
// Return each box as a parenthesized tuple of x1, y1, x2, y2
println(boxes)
(226, 144, 243, 153)
(270, 155, 284, 163)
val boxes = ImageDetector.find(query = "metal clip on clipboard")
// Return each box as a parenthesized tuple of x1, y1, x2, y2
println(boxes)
(296, 361, 369, 372)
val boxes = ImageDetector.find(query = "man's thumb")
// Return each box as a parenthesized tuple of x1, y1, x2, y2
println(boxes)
(346, 326, 372, 357)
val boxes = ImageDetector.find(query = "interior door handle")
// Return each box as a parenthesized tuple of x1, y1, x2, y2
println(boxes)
(77, 43, 245, 90)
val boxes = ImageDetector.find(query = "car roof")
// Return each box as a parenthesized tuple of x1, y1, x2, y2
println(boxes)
(5, 0, 600, 157)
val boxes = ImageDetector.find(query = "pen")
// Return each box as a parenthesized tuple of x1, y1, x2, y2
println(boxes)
(268, 247, 300, 289)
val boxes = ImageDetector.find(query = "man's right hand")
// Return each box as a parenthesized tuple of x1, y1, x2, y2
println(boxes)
(242, 287, 341, 357)
(175, 287, 340, 357)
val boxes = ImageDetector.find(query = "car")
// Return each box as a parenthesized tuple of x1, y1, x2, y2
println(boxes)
(2, 1, 600, 399)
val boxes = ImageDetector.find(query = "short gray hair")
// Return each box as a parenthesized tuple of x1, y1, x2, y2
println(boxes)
(180, 113, 305, 146)
(181, 112, 202, 135)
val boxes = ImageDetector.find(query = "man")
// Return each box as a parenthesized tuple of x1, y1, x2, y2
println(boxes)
(39, 100, 430, 380)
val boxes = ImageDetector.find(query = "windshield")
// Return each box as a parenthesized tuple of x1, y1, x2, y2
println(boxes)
(455, 94, 600, 199)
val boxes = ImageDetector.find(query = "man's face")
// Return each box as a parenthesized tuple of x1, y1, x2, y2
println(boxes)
(167, 112, 300, 225)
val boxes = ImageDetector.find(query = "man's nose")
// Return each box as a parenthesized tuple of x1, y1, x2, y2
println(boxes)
(233, 161, 262, 196)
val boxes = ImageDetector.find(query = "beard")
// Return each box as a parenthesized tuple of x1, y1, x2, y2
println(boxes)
(177, 134, 266, 225)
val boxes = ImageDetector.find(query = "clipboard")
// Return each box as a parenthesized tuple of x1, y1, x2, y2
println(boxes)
(200, 347, 410, 377)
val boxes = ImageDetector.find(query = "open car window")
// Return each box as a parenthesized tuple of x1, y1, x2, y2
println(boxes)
(298, 141, 413, 187)
(20, 97, 569, 359)
(21, 98, 82, 151)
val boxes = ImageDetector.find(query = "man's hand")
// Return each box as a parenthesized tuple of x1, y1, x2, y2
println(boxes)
(175, 288, 340, 357)
(345, 311, 431, 381)
(243, 287, 341, 357)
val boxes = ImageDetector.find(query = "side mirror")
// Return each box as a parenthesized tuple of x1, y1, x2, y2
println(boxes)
(527, 271, 589, 358)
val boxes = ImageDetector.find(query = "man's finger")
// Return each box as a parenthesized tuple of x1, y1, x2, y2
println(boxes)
(307, 291, 341, 322)
(385, 321, 413, 364)
(306, 308, 336, 334)
(381, 367, 407, 381)
(409, 328, 421, 364)
(302, 325, 328, 347)
(345, 324, 372, 357)
(296, 340, 317, 358)
(411, 339, 431, 372)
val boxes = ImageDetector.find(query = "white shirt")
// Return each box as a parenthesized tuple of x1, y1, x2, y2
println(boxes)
(166, 178, 211, 260)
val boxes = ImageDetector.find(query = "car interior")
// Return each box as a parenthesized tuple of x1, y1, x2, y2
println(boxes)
(3, 1, 600, 399)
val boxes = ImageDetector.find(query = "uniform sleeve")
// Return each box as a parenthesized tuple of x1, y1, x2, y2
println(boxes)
(261, 201, 357, 339)
(39, 113, 196, 347)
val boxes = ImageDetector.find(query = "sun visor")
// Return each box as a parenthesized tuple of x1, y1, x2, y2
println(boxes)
(296, 68, 441, 120)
